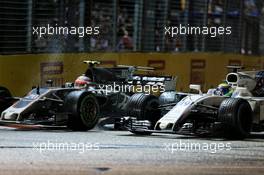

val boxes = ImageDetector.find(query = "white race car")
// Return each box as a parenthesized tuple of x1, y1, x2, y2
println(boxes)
(122, 68, 264, 139)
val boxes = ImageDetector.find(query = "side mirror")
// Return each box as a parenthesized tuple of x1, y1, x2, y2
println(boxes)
(189, 84, 202, 94)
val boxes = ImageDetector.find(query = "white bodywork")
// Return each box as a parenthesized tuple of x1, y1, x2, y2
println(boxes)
(155, 70, 264, 131)
(155, 94, 202, 130)
(0, 89, 52, 121)
(155, 94, 225, 131)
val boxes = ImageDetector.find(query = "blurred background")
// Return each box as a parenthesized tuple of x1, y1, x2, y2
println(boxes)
(0, 0, 263, 55)
(1, 0, 264, 96)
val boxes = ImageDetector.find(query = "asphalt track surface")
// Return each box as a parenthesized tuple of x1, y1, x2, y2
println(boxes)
(0, 126, 264, 175)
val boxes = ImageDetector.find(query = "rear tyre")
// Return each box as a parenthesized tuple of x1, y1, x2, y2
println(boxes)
(66, 92, 99, 131)
(218, 98, 252, 139)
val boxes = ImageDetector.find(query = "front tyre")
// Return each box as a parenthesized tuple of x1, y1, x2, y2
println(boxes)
(66, 92, 99, 131)
(126, 93, 160, 128)
(218, 98, 252, 139)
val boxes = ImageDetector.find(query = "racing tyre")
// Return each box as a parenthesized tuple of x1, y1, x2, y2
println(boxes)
(218, 98, 252, 139)
(0, 86, 12, 113)
(126, 93, 160, 127)
(66, 92, 99, 131)
(125, 93, 160, 135)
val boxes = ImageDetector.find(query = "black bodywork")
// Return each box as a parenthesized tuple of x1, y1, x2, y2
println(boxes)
(0, 61, 174, 130)
(0, 86, 100, 130)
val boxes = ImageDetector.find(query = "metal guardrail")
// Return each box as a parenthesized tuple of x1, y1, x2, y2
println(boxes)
(0, 0, 263, 55)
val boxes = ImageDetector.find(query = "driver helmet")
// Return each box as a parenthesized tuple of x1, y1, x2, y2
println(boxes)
(216, 82, 231, 96)
(74, 75, 93, 88)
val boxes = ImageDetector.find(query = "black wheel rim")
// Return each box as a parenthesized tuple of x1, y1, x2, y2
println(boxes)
(80, 96, 97, 126)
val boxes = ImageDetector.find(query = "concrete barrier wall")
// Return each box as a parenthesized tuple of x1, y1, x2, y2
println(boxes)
(0, 53, 262, 96)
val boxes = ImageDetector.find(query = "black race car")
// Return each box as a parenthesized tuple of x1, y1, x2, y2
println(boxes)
(0, 61, 175, 130)
(0, 86, 17, 114)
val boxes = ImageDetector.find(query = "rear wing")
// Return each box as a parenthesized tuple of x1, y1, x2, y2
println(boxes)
(130, 74, 177, 91)
(83, 60, 155, 72)
(227, 65, 244, 73)
(83, 60, 177, 91)
(117, 65, 155, 72)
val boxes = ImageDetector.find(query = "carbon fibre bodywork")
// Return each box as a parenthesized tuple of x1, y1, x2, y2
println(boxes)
(0, 61, 175, 130)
